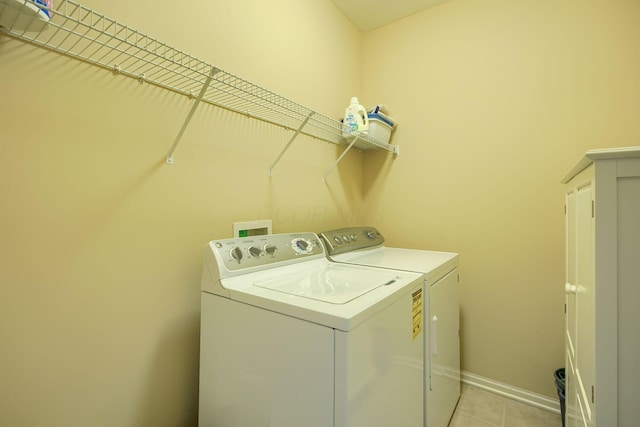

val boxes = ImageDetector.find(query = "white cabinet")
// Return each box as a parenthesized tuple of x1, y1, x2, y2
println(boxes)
(562, 147, 640, 427)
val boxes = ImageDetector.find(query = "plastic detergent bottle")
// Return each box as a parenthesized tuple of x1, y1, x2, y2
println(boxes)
(343, 97, 369, 135)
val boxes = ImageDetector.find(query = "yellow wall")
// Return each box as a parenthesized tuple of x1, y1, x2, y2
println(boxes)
(0, 1, 364, 426)
(361, 0, 640, 397)
(3, 0, 640, 425)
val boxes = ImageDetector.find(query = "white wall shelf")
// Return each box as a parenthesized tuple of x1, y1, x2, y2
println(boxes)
(0, 0, 399, 178)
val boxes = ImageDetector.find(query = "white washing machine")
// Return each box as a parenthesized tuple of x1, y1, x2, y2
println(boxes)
(199, 232, 425, 427)
(319, 227, 460, 427)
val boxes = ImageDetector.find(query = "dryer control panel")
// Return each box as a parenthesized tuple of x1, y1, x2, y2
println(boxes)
(320, 226, 385, 256)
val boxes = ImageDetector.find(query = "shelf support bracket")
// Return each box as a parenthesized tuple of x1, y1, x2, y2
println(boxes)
(268, 112, 315, 176)
(322, 135, 360, 182)
(166, 67, 219, 164)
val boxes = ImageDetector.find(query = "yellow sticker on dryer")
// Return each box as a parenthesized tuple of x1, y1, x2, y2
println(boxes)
(412, 288, 423, 340)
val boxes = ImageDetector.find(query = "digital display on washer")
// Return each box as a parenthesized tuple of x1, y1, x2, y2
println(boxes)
(239, 227, 269, 237)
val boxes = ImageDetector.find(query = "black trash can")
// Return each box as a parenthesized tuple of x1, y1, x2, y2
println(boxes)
(554, 368, 566, 427)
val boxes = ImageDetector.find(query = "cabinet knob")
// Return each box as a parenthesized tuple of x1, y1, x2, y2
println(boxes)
(565, 283, 577, 294)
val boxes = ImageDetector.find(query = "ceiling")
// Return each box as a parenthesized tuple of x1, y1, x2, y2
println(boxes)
(331, 0, 451, 31)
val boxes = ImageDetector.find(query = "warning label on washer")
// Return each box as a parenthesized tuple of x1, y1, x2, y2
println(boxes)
(412, 288, 423, 340)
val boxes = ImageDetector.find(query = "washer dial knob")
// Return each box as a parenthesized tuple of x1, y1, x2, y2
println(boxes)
(230, 246, 244, 263)
(365, 230, 377, 240)
(291, 237, 313, 254)
(264, 244, 278, 257)
(248, 246, 263, 258)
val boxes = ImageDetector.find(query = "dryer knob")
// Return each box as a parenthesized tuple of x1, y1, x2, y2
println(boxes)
(365, 230, 377, 239)
(230, 246, 244, 263)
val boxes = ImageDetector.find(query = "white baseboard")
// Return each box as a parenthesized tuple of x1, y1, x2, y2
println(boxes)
(461, 371, 561, 415)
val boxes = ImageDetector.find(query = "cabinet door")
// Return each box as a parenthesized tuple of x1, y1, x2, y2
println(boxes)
(565, 188, 578, 426)
(566, 172, 595, 427)
(575, 179, 595, 425)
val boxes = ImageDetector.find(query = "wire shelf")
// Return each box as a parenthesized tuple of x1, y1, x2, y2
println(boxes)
(0, 0, 398, 169)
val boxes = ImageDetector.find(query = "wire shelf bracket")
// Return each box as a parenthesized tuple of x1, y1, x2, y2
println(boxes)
(322, 135, 361, 183)
(166, 67, 218, 164)
(268, 111, 314, 177)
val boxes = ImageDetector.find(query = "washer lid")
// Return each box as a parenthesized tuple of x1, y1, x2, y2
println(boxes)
(216, 260, 423, 331)
(254, 264, 399, 304)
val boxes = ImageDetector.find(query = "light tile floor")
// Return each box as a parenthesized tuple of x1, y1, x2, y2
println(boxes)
(449, 384, 562, 427)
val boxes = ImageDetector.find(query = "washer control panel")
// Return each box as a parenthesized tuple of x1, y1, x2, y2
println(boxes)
(209, 232, 324, 272)
(319, 226, 385, 256)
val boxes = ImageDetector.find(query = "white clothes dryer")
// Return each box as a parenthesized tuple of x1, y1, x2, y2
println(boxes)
(320, 227, 460, 427)
(199, 232, 425, 427)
